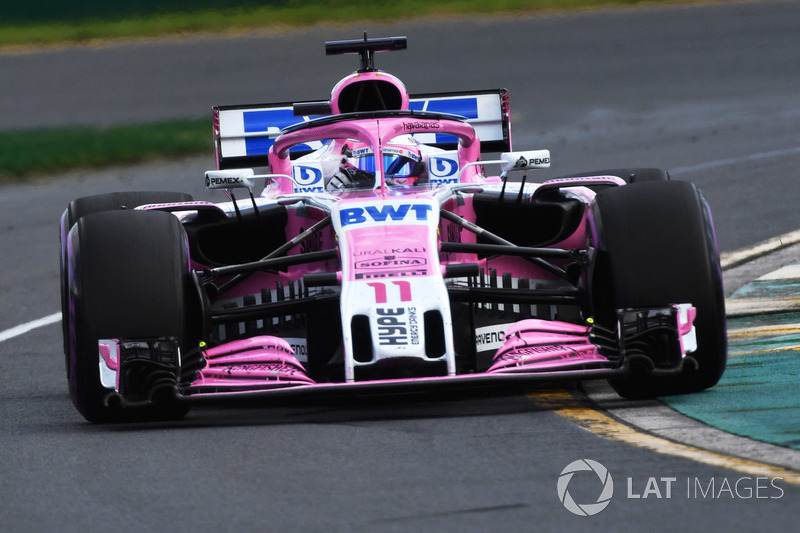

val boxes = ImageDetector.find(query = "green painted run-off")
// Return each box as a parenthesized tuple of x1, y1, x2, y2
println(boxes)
(661, 276, 800, 450)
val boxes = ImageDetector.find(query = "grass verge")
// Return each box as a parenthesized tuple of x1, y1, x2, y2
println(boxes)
(1, 0, 683, 49)
(0, 0, 693, 180)
(0, 119, 210, 183)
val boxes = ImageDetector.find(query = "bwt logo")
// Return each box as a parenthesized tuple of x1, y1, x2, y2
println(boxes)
(339, 204, 433, 227)
(293, 165, 323, 186)
(429, 156, 459, 178)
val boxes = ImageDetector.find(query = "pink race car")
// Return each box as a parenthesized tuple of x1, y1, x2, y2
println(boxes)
(59, 35, 726, 423)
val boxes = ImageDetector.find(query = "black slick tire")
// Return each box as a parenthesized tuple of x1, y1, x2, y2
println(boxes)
(590, 180, 726, 398)
(66, 209, 194, 422)
(59, 192, 192, 374)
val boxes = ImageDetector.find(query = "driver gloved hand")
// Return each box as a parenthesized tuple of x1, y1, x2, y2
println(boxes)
(326, 167, 375, 191)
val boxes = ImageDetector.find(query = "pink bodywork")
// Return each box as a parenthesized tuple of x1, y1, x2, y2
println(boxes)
(268, 116, 483, 195)
(489, 320, 609, 373)
(186, 322, 615, 390)
(120, 80, 690, 395)
(192, 336, 314, 391)
(330, 71, 410, 114)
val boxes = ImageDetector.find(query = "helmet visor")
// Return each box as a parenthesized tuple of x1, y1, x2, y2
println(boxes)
(352, 146, 422, 179)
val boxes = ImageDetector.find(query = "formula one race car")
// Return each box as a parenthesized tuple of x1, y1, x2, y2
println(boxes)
(59, 35, 726, 423)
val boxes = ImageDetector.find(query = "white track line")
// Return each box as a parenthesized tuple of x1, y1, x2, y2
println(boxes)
(0, 312, 62, 344)
(669, 146, 800, 175)
(720, 228, 800, 269)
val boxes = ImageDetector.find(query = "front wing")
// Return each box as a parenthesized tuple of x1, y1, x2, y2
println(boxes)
(100, 306, 696, 407)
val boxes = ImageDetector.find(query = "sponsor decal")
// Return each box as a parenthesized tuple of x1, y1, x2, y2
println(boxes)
(350, 146, 373, 157)
(496, 344, 596, 364)
(292, 164, 324, 193)
(299, 227, 324, 253)
(238, 107, 321, 156)
(206, 176, 244, 187)
(515, 155, 551, 168)
(376, 307, 420, 346)
(429, 155, 459, 178)
(355, 256, 427, 270)
(383, 145, 421, 161)
(283, 337, 308, 362)
(474, 323, 511, 352)
(354, 247, 426, 256)
(293, 165, 323, 186)
(402, 121, 441, 131)
(428, 154, 460, 186)
(408, 307, 420, 345)
(339, 203, 433, 227)
(355, 270, 427, 280)
(445, 223, 462, 244)
(139, 201, 215, 210)
(430, 177, 459, 186)
(377, 307, 407, 346)
(502, 345, 581, 358)
(219, 363, 302, 376)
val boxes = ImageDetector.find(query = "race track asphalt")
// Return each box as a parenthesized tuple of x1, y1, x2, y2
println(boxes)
(2, 2, 800, 531)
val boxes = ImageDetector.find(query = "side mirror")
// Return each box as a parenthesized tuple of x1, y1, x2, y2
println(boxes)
(499, 150, 551, 172)
(205, 169, 255, 191)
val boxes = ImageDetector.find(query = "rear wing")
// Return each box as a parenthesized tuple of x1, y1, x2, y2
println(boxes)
(213, 89, 511, 170)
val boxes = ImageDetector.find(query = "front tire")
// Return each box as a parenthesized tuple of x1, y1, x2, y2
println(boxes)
(60, 192, 192, 374)
(67, 209, 195, 422)
(590, 180, 726, 398)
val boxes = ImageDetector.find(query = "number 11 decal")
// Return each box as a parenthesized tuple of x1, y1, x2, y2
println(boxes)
(367, 281, 412, 304)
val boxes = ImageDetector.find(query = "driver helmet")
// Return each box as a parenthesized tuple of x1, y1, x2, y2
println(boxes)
(346, 142, 424, 186)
